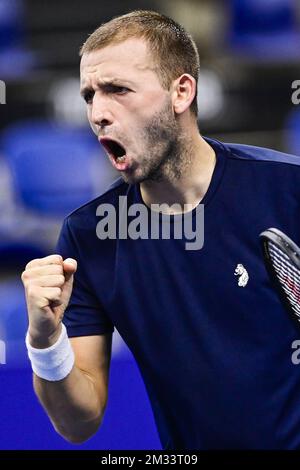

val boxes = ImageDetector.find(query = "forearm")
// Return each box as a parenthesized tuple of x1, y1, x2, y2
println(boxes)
(22, 256, 111, 444)
(33, 365, 106, 443)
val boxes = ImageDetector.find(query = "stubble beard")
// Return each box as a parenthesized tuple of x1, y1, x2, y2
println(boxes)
(121, 98, 192, 185)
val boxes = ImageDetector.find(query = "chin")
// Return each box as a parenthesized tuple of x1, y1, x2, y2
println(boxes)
(120, 169, 147, 185)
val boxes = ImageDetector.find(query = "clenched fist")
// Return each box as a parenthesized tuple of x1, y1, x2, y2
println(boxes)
(21, 255, 77, 348)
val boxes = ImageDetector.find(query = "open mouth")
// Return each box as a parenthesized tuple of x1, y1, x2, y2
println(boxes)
(100, 138, 126, 163)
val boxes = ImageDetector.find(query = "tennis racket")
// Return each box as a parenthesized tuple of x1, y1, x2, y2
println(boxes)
(260, 227, 300, 325)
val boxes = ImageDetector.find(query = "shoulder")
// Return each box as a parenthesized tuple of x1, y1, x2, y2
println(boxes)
(63, 177, 129, 232)
(71, 177, 129, 213)
(223, 141, 300, 168)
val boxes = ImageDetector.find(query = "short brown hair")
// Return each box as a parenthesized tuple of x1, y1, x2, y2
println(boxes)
(80, 10, 200, 117)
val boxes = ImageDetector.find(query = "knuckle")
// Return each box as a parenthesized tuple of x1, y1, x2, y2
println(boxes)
(50, 255, 63, 264)
(51, 265, 62, 274)
(25, 258, 40, 270)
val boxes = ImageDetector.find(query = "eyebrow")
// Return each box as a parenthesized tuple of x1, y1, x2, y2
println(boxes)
(80, 79, 133, 97)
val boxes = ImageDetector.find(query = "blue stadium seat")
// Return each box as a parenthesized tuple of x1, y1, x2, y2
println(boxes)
(229, 0, 300, 60)
(1, 120, 105, 216)
(0, 0, 36, 78)
(0, 0, 23, 50)
(0, 120, 112, 268)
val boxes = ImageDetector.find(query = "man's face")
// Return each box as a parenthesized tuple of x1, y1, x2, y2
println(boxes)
(80, 38, 181, 184)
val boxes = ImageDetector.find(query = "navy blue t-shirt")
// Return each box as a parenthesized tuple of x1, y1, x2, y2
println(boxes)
(56, 138, 300, 449)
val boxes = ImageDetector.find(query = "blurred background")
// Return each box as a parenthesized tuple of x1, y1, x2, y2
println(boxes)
(0, 0, 300, 450)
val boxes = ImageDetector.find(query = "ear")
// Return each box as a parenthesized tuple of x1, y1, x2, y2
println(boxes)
(171, 74, 197, 115)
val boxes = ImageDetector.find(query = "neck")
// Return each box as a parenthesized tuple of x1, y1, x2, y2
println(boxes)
(140, 130, 216, 215)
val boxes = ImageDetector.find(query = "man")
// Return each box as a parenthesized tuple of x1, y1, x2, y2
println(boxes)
(21, 10, 300, 449)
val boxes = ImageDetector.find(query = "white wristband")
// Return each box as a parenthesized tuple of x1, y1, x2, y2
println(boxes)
(25, 324, 75, 381)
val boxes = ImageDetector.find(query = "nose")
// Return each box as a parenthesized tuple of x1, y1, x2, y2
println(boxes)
(90, 91, 113, 129)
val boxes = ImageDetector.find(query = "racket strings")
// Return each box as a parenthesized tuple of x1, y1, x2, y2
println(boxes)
(268, 242, 300, 318)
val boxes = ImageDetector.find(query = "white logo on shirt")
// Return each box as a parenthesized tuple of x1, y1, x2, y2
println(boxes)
(234, 264, 249, 287)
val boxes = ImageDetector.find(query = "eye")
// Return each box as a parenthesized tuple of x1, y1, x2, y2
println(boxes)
(83, 90, 94, 104)
(115, 86, 129, 95)
(106, 85, 130, 95)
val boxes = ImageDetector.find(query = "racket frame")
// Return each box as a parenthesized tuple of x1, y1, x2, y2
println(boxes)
(260, 227, 300, 324)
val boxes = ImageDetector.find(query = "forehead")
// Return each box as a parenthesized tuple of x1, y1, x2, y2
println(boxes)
(80, 38, 156, 83)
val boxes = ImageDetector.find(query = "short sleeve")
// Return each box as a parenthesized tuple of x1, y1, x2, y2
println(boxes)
(56, 218, 114, 337)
